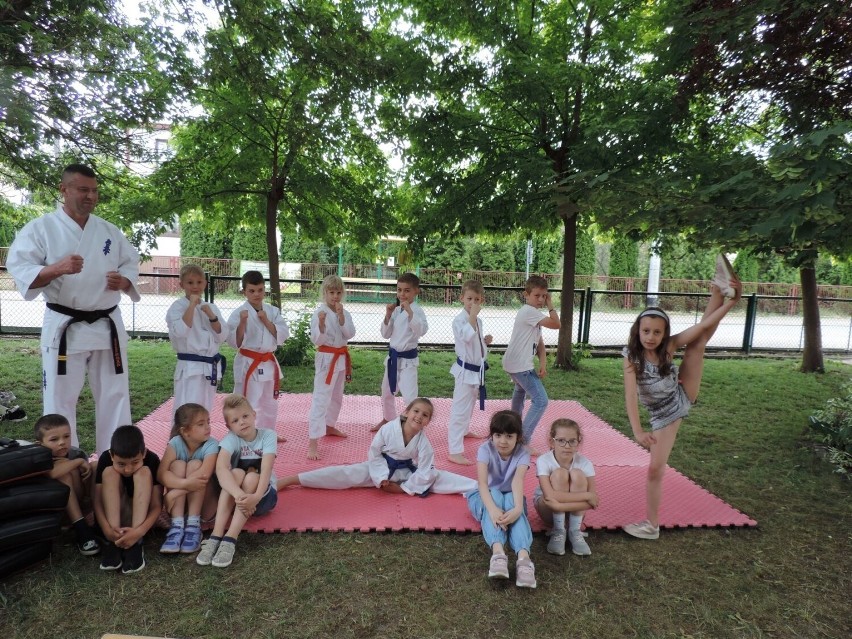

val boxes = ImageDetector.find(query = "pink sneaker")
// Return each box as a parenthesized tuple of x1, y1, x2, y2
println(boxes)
(488, 553, 509, 579)
(515, 558, 537, 589)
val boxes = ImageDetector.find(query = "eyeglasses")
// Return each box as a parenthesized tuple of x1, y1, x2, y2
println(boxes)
(552, 437, 579, 447)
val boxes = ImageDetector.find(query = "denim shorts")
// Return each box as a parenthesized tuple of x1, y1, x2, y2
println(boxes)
(254, 485, 278, 517)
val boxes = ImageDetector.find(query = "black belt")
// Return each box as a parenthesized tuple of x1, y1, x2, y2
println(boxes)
(177, 353, 227, 386)
(46, 302, 122, 375)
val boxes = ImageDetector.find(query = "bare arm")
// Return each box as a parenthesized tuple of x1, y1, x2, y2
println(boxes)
(624, 357, 656, 448)
(538, 293, 561, 329)
(48, 457, 85, 480)
(496, 464, 528, 527)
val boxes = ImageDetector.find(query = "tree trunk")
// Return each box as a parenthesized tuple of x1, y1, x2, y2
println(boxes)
(265, 192, 282, 309)
(555, 203, 578, 370)
(799, 262, 824, 373)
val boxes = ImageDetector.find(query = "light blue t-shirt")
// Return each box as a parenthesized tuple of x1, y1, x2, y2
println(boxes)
(219, 428, 277, 491)
(167, 434, 219, 463)
(476, 439, 531, 493)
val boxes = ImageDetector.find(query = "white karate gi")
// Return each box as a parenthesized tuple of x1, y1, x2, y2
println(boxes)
(226, 301, 289, 432)
(6, 206, 140, 453)
(447, 309, 488, 455)
(298, 418, 477, 495)
(306, 303, 355, 440)
(380, 302, 428, 421)
(166, 297, 228, 416)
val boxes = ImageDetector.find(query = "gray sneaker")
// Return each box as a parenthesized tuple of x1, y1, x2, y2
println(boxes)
(546, 529, 567, 555)
(211, 540, 236, 568)
(196, 538, 220, 566)
(569, 529, 591, 556)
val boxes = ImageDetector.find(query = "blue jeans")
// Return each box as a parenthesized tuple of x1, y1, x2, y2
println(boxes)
(509, 369, 549, 443)
(466, 488, 533, 553)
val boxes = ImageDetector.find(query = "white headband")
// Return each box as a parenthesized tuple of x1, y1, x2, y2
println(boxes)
(638, 308, 669, 321)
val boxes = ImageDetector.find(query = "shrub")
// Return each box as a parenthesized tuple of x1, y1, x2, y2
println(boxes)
(808, 383, 852, 476)
(276, 306, 315, 367)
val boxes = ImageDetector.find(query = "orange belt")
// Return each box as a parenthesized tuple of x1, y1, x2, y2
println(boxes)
(317, 345, 352, 385)
(238, 348, 279, 399)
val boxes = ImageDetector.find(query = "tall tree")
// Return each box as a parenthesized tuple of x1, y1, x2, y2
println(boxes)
(152, 0, 395, 304)
(384, 0, 679, 368)
(0, 0, 192, 186)
(662, 0, 852, 372)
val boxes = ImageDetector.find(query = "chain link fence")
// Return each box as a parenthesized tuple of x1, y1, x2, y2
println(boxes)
(1, 267, 850, 353)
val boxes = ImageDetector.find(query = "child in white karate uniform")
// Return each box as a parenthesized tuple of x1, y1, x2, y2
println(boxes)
(166, 265, 228, 417)
(534, 418, 598, 557)
(372, 273, 429, 432)
(279, 398, 476, 496)
(306, 275, 356, 460)
(227, 270, 289, 442)
(447, 280, 492, 465)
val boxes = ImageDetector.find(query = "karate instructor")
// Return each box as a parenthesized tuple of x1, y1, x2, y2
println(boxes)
(7, 164, 140, 453)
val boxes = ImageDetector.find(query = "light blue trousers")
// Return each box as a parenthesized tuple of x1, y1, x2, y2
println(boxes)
(509, 369, 549, 443)
(466, 488, 533, 553)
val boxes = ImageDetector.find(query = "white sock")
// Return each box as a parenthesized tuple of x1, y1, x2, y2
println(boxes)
(171, 517, 185, 529)
(569, 514, 582, 532)
(187, 515, 201, 528)
(552, 513, 566, 531)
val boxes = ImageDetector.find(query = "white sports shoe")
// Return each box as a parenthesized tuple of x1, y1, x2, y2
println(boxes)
(712, 254, 737, 298)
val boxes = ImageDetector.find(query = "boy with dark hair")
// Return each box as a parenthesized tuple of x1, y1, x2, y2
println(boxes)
(227, 270, 289, 442)
(35, 413, 99, 555)
(93, 425, 162, 574)
(372, 272, 429, 432)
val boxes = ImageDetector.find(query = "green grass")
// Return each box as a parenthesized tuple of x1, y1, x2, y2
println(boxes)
(0, 337, 850, 639)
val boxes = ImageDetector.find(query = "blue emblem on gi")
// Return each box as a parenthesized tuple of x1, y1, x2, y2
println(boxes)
(102, 239, 111, 255)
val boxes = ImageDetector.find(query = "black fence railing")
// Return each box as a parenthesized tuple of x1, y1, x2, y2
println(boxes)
(1, 271, 850, 353)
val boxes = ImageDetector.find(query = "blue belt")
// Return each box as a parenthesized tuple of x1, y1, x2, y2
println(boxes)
(387, 347, 418, 394)
(177, 353, 227, 386)
(456, 357, 488, 410)
(381, 453, 429, 498)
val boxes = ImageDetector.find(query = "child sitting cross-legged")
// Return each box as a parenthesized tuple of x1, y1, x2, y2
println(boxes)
(196, 394, 278, 568)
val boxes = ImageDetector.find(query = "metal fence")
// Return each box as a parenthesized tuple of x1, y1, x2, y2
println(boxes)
(1, 269, 850, 353)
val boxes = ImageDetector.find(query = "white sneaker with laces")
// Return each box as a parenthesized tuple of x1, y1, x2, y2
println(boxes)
(712, 254, 737, 298)
(623, 520, 660, 540)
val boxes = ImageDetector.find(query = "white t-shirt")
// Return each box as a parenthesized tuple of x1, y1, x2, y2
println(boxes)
(502, 304, 544, 374)
(536, 450, 595, 478)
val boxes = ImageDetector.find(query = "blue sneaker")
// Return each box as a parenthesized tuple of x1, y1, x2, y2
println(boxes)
(180, 526, 202, 554)
(159, 525, 183, 554)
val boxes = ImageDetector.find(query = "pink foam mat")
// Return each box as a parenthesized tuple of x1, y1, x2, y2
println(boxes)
(137, 393, 756, 533)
